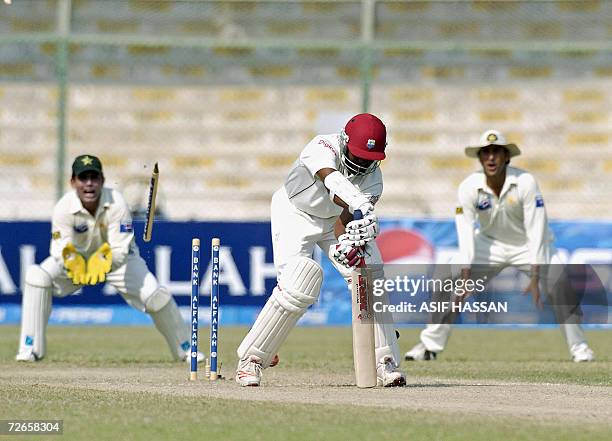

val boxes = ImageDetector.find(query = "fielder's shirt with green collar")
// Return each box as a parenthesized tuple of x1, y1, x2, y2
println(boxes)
(455, 166, 554, 265)
(50, 187, 136, 272)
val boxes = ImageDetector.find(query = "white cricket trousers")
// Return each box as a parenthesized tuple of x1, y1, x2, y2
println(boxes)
(420, 234, 588, 354)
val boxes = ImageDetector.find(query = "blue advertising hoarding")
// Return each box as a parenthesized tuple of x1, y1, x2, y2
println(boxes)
(0, 220, 611, 326)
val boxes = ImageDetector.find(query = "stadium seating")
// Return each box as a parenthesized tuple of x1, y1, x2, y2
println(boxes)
(0, 0, 610, 220)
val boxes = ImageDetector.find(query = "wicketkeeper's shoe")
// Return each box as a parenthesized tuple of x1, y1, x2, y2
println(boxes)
(177, 340, 205, 362)
(235, 355, 263, 387)
(404, 342, 437, 361)
(571, 343, 595, 362)
(376, 356, 406, 387)
(15, 349, 39, 362)
(182, 351, 205, 363)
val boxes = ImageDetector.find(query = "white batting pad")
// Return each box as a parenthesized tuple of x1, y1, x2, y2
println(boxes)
(363, 259, 400, 366)
(238, 257, 322, 367)
(17, 265, 52, 360)
(143, 285, 172, 313)
(150, 297, 189, 360)
(277, 256, 323, 311)
(373, 289, 401, 366)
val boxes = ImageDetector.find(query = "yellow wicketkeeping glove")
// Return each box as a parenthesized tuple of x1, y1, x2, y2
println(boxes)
(86, 243, 113, 285)
(62, 243, 87, 285)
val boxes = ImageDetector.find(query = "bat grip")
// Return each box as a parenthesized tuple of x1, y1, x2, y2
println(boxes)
(352, 209, 365, 267)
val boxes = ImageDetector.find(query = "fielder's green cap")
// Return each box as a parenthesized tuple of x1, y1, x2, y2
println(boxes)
(72, 154, 103, 176)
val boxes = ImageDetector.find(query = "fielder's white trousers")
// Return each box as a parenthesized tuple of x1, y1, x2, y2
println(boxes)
(18, 252, 191, 361)
(419, 234, 587, 354)
(40, 253, 160, 311)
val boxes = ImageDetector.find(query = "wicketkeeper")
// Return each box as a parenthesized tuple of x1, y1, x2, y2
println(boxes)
(405, 130, 595, 363)
(235, 114, 405, 387)
(16, 155, 202, 362)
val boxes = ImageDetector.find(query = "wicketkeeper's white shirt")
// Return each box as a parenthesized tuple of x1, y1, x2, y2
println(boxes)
(455, 166, 554, 265)
(284, 134, 383, 219)
(50, 187, 137, 271)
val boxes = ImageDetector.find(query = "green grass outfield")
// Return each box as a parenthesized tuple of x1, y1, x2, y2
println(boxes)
(1, 326, 611, 441)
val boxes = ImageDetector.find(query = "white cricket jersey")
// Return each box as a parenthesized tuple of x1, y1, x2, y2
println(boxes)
(455, 166, 553, 265)
(284, 134, 383, 218)
(50, 187, 137, 271)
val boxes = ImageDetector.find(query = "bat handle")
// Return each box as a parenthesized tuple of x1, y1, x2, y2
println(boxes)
(352, 209, 365, 267)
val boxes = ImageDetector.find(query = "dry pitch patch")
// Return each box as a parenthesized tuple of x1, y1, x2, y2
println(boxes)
(0, 326, 611, 440)
(3, 364, 611, 423)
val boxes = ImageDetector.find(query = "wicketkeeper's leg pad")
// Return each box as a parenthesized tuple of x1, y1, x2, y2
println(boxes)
(237, 256, 322, 368)
(17, 265, 53, 360)
(143, 285, 172, 313)
(147, 288, 189, 360)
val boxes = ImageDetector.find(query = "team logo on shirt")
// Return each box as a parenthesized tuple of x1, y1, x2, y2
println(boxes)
(455, 206, 463, 215)
(73, 224, 88, 233)
(52, 231, 61, 240)
(535, 195, 545, 207)
(120, 221, 133, 233)
(477, 194, 491, 210)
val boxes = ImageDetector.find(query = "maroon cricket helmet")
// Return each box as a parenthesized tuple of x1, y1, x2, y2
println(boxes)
(344, 113, 387, 161)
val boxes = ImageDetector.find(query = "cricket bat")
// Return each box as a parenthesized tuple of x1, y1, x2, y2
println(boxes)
(350, 210, 377, 388)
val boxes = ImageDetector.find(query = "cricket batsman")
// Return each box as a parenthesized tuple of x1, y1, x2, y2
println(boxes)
(405, 130, 595, 363)
(16, 155, 202, 362)
(235, 114, 405, 387)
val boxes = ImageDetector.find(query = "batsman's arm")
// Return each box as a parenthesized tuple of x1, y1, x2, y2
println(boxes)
(316, 168, 372, 214)
(334, 208, 353, 238)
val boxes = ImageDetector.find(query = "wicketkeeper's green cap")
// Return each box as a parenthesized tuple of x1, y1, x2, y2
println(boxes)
(72, 154, 103, 176)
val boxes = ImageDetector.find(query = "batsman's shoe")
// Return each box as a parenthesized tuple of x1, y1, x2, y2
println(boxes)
(235, 355, 263, 387)
(571, 343, 595, 363)
(404, 342, 437, 361)
(15, 348, 40, 362)
(376, 357, 406, 387)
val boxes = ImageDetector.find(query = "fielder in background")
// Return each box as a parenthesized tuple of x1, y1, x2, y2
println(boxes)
(16, 155, 201, 363)
(405, 130, 595, 363)
(235, 113, 405, 387)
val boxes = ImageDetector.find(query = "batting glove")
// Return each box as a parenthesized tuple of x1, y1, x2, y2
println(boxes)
(62, 243, 87, 285)
(345, 212, 379, 245)
(86, 242, 113, 285)
(329, 239, 363, 270)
